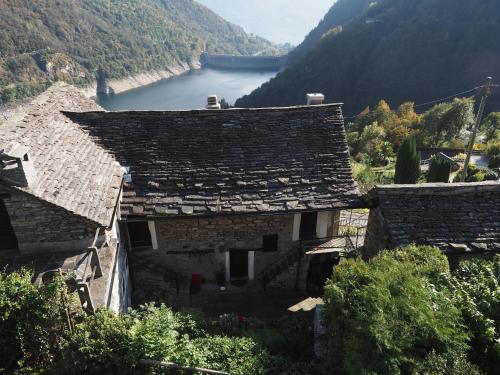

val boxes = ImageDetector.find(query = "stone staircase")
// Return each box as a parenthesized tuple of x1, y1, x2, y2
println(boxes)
(257, 244, 304, 288)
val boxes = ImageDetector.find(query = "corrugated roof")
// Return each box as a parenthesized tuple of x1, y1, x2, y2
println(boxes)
(0, 83, 123, 227)
(66, 104, 361, 217)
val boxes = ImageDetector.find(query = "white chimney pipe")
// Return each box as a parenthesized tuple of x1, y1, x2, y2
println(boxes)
(306, 93, 325, 105)
(206, 95, 221, 110)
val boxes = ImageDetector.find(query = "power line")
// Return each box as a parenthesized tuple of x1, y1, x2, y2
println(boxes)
(342, 83, 497, 121)
(413, 86, 482, 108)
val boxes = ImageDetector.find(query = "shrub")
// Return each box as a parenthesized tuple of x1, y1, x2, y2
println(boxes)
(489, 154, 500, 169)
(58, 309, 138, 375)
(427, 156, 451, 183)
(453, 165, 498, 182)
(395, 137, 421, 184)
(449, 256, 500, 374)
(322, 245, 468, 375)
(0, 270, 68, 373)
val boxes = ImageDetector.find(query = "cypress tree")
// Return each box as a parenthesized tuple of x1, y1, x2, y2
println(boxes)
(395, 137, 421, 184)
(427, 156, 451, 183)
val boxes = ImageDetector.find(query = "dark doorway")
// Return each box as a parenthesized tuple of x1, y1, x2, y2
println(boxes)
(0, 200, 18, 251)
(230, 250, 248, 279)
(300, 212, 318, 240)
(306, 254, 339, 295)
(127, 221, 152, 248)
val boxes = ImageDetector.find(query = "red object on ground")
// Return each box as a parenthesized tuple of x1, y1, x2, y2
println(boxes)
(191, 274, 202, 287)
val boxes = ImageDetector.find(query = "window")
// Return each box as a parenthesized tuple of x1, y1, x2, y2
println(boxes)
(300, 212, 317, 240)
(127, 221, 152, 248)
(262, 234, 278, 252)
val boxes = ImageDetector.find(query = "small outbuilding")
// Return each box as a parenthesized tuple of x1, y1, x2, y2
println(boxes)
(363, 182, 500, 262)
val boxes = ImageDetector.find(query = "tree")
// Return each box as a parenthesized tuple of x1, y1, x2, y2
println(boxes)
(481, 112, 500, 141)
(395, 137, 421, 183)
(427, 155, 451, 183)
(419, 98, 475, 146)
(322, 245, 470, 375)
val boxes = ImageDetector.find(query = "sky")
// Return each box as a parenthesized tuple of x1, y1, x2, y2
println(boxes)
(197, 0, 335, 45)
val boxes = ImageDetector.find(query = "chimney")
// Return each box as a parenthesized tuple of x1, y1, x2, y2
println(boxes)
(206, 95, 221, 110)
(306, 93, 325, 105)
(0, 142, 37, 187)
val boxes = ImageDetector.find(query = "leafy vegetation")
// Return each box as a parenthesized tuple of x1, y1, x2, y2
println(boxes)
(2, 248, 500, 374)
(0, 269, 313, 374)
(427, 156, 452, 183)
(394, 137, 421, 184)
(345, 98, 498, 189)
(236, 0, 500, 115)
(0, 0, 280, 105)
(322, 244, 500, 375)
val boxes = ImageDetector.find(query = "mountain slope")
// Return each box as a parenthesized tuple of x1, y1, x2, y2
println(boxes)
(287, 0, 373, 64)
(236, 0, 500, 115)
(0, 0, 278, 104)
(197, 0, 333, 45)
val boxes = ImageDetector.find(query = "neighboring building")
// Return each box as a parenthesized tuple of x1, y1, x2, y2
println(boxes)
(0, 83, 130, 312)
(65, 101, 362, 304)
(363, 182, 500, 263)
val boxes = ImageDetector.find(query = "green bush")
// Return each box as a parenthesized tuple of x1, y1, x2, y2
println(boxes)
(395, 137, 421, 184)
(0, 270, 68, 373)
(453, 164, 498, 182)
(489, 154, 500, 169)
(449, 256, 500, 374)
(322, 245, 469, 375)
(427, 156, 451, 183)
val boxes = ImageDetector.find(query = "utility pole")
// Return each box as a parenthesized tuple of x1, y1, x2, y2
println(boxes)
(461, 77, 493, 182)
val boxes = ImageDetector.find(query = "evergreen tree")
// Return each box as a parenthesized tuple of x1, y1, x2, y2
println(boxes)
(395, 137, 420, 184)
(427, 155, 451, 183)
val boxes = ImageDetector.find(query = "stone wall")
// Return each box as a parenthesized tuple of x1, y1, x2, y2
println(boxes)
(153, 213, 296, 283)
(363, 207, 389, 258)
(2, 189, 99, 253)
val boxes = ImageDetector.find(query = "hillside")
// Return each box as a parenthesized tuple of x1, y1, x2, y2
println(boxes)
(286, 0, 373, 64)
(197, 0, 333, 45)
(236, 0, 500, 115)
(0, 0, 278, 104)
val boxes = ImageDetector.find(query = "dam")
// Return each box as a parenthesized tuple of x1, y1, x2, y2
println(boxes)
(200, 52, 286, 71)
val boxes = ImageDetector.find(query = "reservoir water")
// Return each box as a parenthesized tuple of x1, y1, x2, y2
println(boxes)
(97, 68, 276, 111)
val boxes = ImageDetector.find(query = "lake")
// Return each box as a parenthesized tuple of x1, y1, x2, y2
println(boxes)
(97, 68, 276, 111)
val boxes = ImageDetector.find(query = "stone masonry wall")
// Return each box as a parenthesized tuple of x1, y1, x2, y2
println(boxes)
(363, 207, 389, 259)
(2, 189, 99, 252)
(153, 213, 296, 284)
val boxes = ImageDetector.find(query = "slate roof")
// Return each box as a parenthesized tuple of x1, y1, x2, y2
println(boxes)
(0, 83, 123, 227)
(66, 104, 360, 217)
(370, 182, 500, 253)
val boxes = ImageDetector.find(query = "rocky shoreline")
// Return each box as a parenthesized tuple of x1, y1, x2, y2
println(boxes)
(81, 61, 201, 99)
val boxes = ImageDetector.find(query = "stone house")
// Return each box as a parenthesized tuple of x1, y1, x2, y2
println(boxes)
(65, 102, 362, 304)
(0, 83, 130, 312)
(363, 182, 500, 264)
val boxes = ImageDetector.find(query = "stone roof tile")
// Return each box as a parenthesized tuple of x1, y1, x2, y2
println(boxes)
(373, 182, 500, 252)
(66, 104, 361, 217)
(0, 83, 123, 227)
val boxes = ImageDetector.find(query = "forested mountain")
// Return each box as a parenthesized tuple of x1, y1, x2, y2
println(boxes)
(287, 0, 373, 64)
(236, 0, 500, 116)
(0, 0, 278, 104)
(197, 0, 333, 45)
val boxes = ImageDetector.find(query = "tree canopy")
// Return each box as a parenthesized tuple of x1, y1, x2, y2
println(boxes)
(322, 245, 500, 375)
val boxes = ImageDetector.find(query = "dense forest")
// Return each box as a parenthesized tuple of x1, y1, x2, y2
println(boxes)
(286, 0, 374, 64)
(236, 0, 500, 116)
(0, 0, 279, 104)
